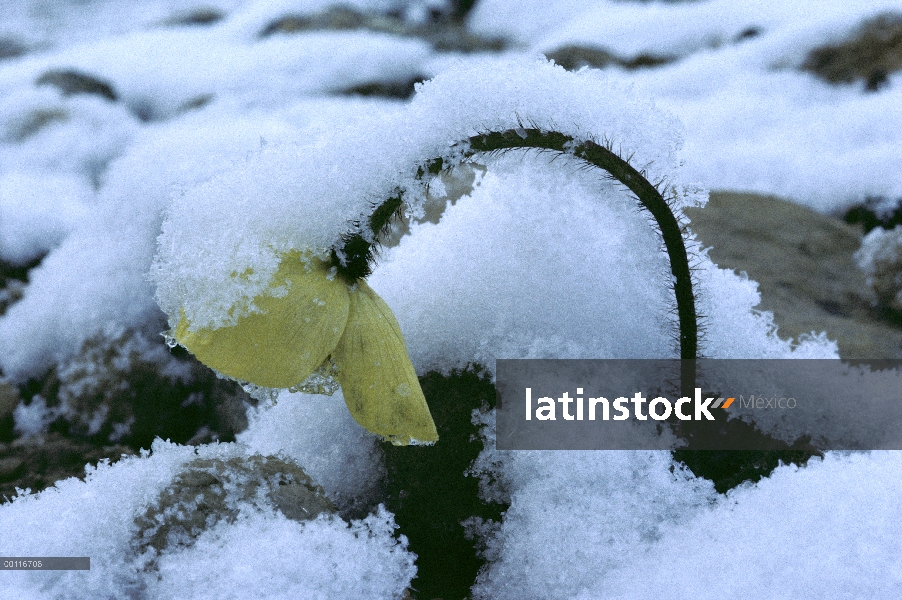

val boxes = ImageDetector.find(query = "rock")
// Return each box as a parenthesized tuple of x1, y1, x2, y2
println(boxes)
(1, 322, 261, 500)
(450, 0, 479, 21)
(24, 326, 256, 449)
(546, 44, 674, 71)
(0, 256, 39, 288)
(0, 382, 18, 442)
(0, 432, 134, 502)
(176, 94, 214, 113)
(261, 6, 404, 37)
(545, 45, 619, 70)
(675, 197, 900, 494)
(0, 38, 27, 61)
(0, 457, 24, 482)
(342, 76, 424, 99)
(260, 6, 505, 53)
(0, 256, 40, 316)
(686, 191, 902, 358)
(5, 107, 69, 142)
(35, 69, 117, 102)
(844, 197, 902, 234)
(734, 26, 761, 42)
(0, 279, 25, 316)
(133, 455, 335, 555)
(801, 12, 902, 91)
(163, 8, 224, 27)
(0, 257, 41, 355)
(412, 23, 505, 53)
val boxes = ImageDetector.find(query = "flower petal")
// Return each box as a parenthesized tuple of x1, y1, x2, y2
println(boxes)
(333, 281, 438, 445)
(175, 252, 350, 389)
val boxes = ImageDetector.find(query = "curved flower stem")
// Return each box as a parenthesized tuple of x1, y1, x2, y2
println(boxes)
(331, 128, 699, 389)
(466, 129, 697, 361)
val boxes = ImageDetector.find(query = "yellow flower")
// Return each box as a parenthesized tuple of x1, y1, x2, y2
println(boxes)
(174, 251, 438, 445)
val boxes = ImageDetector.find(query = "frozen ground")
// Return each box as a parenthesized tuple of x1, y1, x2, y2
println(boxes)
(1, 1, 901, 598)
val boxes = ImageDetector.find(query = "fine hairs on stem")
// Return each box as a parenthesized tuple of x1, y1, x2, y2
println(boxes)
(329, 127, 700, 388)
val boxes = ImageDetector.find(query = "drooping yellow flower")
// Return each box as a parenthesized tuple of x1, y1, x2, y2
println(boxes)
(174, 251, 438, 445)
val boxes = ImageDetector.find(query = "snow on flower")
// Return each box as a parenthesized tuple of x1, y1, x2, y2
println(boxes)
(173, 250, 438, 445)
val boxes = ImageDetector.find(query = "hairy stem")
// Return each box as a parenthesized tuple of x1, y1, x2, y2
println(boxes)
(331, 128, 699, 376)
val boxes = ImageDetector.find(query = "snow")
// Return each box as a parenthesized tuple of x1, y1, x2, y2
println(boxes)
(0, 114, 301, 379)
(856, 225, 902, 311)
(468, 415, 902, 600)
(573, 451, 902, 600)
(470, 0, 902, 213)
(0, 85, 137, 185)
(0, 0, 899, 597)
(0, 171, 90, 265)
(148, 507, 416, 600)
(0, 440, 414, 599)
(371, 153, 835, 374)
(238, 389, 386, 509)
(12, 393, 54, 438)
(151, 58, 694, 333)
